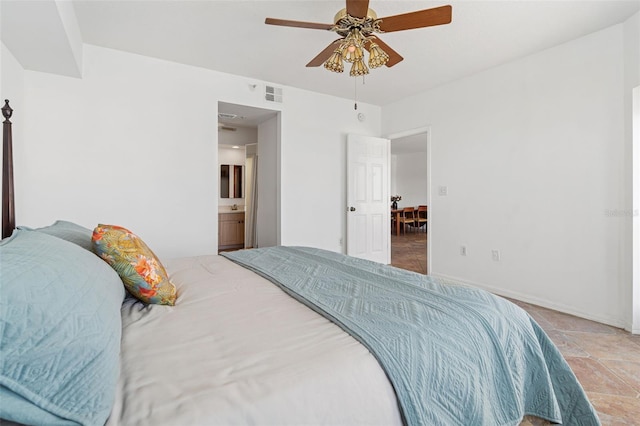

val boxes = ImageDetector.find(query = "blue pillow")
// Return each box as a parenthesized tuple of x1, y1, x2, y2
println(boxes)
(24, 220, 94, 251)
(0, 230, 125, 425)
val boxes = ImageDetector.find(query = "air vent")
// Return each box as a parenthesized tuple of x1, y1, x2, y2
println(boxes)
(219, 126, 237, 132)
(218, 113, 237, 120)
(265, 85, 283, 103)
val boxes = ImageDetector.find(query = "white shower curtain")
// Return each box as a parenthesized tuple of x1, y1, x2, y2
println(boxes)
(245, 153, 258, 248)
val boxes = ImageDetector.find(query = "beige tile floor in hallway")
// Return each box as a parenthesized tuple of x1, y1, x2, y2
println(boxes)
(391, 230, 640, 425)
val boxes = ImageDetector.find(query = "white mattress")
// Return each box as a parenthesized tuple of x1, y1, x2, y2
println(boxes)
(107, 254, 402, 426)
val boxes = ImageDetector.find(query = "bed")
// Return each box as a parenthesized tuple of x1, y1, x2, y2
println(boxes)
(0, 100, 600, 425)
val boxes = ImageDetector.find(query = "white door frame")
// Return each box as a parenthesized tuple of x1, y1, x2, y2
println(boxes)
(386, 126, 432, 274)
(632, 86, 639, 334)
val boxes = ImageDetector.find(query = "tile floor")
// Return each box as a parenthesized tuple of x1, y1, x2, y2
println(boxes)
(513, 299, 640, 425)
(391, 230, 640, 425)
(390, 229, 428, 274)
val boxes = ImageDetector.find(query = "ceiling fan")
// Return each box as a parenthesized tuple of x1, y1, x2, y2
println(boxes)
(265, 0, 452, 77)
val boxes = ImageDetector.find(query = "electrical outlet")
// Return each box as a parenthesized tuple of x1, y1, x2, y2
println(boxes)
(460, 246, 467, 256)
(438, 186, 448, 196)
(491, 249, 501, 261)
(339, 237, 343, 246)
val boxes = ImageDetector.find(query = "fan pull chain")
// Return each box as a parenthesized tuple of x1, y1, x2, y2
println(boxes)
(354, 76, 358, 110)
(354, 76, 366, 110)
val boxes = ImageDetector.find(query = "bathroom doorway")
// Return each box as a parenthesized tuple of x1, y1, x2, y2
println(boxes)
(217, 102, 280, 252)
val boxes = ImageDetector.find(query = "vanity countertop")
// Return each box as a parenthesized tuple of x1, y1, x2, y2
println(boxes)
(218, 207, 245, 214)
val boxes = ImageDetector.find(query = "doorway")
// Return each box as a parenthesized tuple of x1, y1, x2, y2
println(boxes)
(388, 128, 430, 274)
(217, 102, 280, 252)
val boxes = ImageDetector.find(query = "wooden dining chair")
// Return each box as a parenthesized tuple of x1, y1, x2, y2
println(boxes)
(416, 205, 428, 233)
(398, 207, 417, 233)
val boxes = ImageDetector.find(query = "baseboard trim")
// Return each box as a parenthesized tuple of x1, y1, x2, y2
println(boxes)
(430, 273, 627, 330)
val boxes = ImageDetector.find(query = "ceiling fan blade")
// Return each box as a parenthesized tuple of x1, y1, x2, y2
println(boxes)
(265, 17, 333, 30)
(306, 39, 344, 67)
(366, 37, 403, 67)
(346, 0, 370, 19)
(378, 5, 452, 33)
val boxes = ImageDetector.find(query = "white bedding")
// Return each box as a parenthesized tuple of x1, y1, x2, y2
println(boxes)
(107, 254, 402, 426)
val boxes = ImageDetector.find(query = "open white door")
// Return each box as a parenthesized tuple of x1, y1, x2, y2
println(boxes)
(346, 134, 390, 264)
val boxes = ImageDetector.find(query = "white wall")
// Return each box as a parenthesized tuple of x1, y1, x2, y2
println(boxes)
(1, 44, 25, 142)
(218, 125, 257, 147)
(280, 95, 383, 252)
(12, 44, 381, 259)
(0, 43, 25, 229)
(391, 152, 428, 208)
(383, 24, 630, 328)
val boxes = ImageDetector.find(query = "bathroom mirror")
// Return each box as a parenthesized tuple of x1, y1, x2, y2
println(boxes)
(220, 165, 230, 198)
(233, 165, 243, 198)
(220, 164, 243, 198)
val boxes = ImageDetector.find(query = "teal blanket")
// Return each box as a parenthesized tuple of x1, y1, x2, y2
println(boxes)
(222, 247, 600, 426)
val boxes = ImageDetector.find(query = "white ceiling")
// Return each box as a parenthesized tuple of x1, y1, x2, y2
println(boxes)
(70, 0, 640, 106)
(218, 102, 278, 127)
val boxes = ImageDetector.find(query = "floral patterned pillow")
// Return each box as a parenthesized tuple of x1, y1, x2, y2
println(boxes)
(91, 224, 177, 305)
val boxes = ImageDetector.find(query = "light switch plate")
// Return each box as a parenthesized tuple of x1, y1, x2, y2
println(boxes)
(491, 250, 501, 261)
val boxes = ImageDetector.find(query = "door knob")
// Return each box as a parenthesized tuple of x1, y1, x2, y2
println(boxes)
(349, 207, 356, 212)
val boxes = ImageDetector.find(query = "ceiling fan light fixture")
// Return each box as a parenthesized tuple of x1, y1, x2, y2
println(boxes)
(341, 28, 366, 63)
(324, 27, 373, 75)
(349, 58, 369, 77)
(342, 44, 364, 63)
(324, 49, 345, 73)
(367, 41, 389, 68)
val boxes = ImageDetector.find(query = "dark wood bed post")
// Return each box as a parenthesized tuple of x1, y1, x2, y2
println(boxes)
(2, 99, 15, 239)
